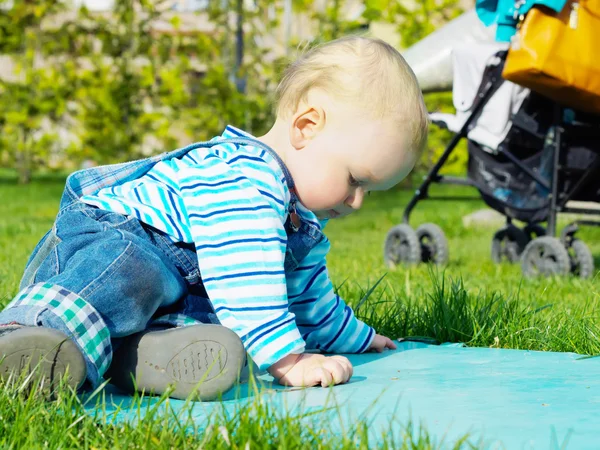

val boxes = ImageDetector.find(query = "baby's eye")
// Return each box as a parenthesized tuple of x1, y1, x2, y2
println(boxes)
(349, 174, 360, 187)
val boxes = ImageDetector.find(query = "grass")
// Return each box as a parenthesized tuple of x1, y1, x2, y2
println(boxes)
(0, 172, 599, 449)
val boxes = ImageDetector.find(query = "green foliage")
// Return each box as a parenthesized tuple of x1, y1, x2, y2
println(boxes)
(65, 1, 175, 163)
(0, 0, 278, 179)
(0, 0, 470, 182)
(66, 0, 274, 163)
(0, 0, 73, 183)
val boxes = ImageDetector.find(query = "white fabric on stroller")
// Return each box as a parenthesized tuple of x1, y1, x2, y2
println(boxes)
(429, 42, 530, 153)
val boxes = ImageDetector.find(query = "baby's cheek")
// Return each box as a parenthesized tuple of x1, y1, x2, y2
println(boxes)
(296, 175, 344, 210)
(312, 185, 348, 210)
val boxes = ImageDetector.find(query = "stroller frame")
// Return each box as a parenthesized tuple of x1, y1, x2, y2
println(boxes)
(385, 51, 600, 278)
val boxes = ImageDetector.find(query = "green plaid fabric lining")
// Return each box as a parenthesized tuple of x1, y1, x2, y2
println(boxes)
(151, 313, 202, 328)
(6, 284, 202, 376)
(6, 282, 112, 376)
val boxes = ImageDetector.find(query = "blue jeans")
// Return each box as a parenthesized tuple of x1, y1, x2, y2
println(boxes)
(1, 135, 326, 389)
(0, 201, 218, 388)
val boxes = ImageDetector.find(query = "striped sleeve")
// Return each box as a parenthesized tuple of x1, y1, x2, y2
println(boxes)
(287, 236, 375, 354)
(178, 152, 305, 370)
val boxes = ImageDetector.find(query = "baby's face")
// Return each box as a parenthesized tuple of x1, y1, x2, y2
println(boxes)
(289, 117, 417, 220)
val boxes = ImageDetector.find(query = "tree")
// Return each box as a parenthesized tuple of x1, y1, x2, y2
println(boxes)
(0, 0, 74, 183)
(62, 0, 276, 160)
(0, 0, 468, 182)
(0, 0, 279, 180)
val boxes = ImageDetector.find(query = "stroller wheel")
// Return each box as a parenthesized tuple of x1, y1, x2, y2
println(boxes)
(383, 224, 421, 267)
(416, 223, 449, 265)
(521, 237, 570, 277)
(491, 225, 529, 264)
(567, 239, 595, 279)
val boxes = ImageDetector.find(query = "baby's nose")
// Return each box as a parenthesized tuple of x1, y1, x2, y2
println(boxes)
(345, 190, 364, 210)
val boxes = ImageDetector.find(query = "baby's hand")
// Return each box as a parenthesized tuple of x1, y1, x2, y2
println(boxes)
(268, 353, 353, 387)
(368, 334, 397, 352)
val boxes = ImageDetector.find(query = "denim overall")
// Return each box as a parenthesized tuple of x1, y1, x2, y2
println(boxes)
(0, 137, 325, 388)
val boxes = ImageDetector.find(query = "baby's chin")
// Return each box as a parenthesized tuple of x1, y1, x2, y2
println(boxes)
(314, 209, 344, 220)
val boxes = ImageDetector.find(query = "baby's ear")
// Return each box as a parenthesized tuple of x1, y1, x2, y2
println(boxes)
(289, 104, 326, 149)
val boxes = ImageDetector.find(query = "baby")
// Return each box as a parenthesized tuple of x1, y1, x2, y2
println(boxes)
(0, 36, 428, 400)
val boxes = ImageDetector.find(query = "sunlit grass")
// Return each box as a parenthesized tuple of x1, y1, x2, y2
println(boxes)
(1, 174, 598, 448)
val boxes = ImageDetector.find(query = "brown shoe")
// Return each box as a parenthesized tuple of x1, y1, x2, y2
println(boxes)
(105, 324, 246, 401)
(0, 325, 86, 391)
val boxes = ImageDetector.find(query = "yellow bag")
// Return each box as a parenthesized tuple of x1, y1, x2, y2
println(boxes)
(502, 0, 600, 114)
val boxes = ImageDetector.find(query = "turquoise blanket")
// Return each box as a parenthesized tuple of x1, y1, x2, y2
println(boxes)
(86, 341, 600, 448)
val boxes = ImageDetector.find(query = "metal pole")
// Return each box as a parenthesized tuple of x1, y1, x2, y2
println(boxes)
(234, 0, 245, 93)
(547, 106, 562, 237)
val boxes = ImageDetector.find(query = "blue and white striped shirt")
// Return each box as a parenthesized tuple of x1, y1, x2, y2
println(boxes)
(81, 126, 374, 370)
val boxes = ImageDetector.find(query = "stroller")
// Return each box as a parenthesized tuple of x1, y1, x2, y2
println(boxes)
(383, 42, 600, 278)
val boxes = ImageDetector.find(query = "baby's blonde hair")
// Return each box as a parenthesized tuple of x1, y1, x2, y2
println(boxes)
(275, 36, 429, 154)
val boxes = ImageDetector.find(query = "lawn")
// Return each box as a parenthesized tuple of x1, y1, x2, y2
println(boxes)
(0, 173, 599, 449)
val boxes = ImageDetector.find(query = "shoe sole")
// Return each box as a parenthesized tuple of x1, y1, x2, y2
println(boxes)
(0, 327, 87, 391)
(107, 325, 246, 401)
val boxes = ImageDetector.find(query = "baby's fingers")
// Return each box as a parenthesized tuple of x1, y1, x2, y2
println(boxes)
(323, 359, 348, 385)
(331, 356, 353, 382)
(314, 367, 333, 388)
(386, 338, 397, 350)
